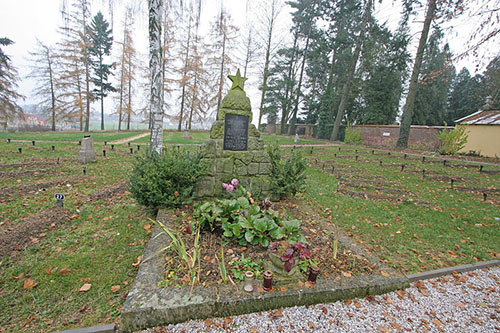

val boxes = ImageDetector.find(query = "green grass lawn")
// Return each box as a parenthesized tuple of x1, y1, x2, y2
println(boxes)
(295, 145, 500, 274)
(0, 137, 498, 331)
(132, 131, 327, 146)
(0, 141, 153, 331)
(0, 130, 147, 142)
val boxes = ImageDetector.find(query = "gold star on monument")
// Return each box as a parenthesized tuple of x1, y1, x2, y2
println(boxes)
(228, 69, 247, 91)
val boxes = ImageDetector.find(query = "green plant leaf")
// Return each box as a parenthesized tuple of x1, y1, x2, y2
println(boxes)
(254, 218, 269, 232)
(245, 230, 254, 243)
(238, 216, 253, 229)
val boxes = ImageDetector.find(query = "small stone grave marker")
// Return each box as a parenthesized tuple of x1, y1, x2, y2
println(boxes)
(18, 147, 22, 153)
(294, 133, 299, 143)
(32, 140, 35, 146)
(7, 138, 10, 143)
(111, 144, 114, 150)
(130, 148, 133, 154)
(78, 137, 96, 163)
(54, 193, 65, 207)
(103, 150, 106, 157)
(83, 165, 87, 175)
(51, 146, 55, 151)
(137, 145, 140, 151)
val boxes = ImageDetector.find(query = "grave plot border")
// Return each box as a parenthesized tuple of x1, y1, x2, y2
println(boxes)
(120, 210, 409, 332)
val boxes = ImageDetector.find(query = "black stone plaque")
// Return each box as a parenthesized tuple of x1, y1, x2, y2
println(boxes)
(224, 114, 249, 151)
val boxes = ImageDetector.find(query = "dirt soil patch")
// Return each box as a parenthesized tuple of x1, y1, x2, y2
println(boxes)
(0, 176, 82, 201)
(0, 207, 74, 257)
(0, 169, 60, 178)
(89, 180, 129, 202)
(159, 201, 378, 288)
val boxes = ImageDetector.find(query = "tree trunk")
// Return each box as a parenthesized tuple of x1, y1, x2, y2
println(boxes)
(330, 0, 372, 141)
(188, 75, 197, 130)
(178, 20, 191, 131)
(396, 0, 436, 150)
(258, 31, 272, 129)
(280, 32, 298, 135)
(149, 0, 164, 153)
(215, 28, 226, 115)
(127, 58, 132, 131)
(289, 30, 311, 136)
(47, 51, 56, 131)
(84, 56, 90, 132)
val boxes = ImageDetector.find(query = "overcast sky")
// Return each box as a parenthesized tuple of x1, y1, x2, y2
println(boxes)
(0, 0, 495, 125)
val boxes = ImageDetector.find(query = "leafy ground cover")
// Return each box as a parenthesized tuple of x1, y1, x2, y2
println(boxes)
(0, 131, 146, 142)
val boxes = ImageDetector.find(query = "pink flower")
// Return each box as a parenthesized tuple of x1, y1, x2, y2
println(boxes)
(227, 184, 234, 192)
(231, 178, 239, 186)
(222, 183, 229, 190)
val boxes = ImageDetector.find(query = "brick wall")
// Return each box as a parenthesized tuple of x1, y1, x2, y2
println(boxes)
(352, 125, 452, 151)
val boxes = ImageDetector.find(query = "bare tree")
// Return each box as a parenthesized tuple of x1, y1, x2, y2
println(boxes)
(28, 40, 60, 131)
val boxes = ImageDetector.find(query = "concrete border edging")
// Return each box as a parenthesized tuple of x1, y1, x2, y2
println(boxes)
(58, 323, 115, 333)
(406, 260, 500, 282)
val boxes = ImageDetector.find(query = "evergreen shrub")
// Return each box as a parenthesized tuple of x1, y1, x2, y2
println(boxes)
(129, 149, 205, 211)
(267, 144, 307, 198)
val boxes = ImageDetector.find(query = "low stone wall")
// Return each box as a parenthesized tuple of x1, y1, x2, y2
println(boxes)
(194, 138, 273, 199)
(352, 125, 452, 151)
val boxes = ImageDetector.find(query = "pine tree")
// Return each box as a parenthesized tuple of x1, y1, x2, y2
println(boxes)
(88, 11, 115, 130)
(0, 37, 24, 122)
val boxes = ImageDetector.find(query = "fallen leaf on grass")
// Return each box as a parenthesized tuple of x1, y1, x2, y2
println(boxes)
(396, 290, 405, 299)
(342, 271, 352, 278)
(308, 322, 315, 329)
(204, 319, 213, 327)
(455, 301, 466, 308)
(23, 279, 37, 289)
(378, 326, 390, 333)
(58, 268, 71, 274)
(280, 286, 286, 292)
(111, 285, 121, 292)
(380, 271, 390, 277)
(250, 326, 258, 333)
(12, 273, 25, 279)
(132, 255, 142, 267)
(354, 301, 362, 309)
(29, 237, 38, 243)
(79, 283, 92, 292)
(143, 224, 151, 231)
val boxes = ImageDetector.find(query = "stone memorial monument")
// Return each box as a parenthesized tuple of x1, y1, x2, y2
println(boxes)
(78, 136, 96, 163)
(194, 69, 273, 199)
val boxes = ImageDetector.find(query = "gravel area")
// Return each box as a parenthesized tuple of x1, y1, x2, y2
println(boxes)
(140, 266, 500, 332)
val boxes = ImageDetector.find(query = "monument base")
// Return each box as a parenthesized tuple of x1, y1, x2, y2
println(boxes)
(193, 137, 276, 200)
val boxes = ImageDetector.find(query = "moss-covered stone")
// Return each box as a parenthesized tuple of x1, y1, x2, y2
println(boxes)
(247, 163, 259, 175)
(248, 137, 264, 151)
(194, 177, 215, 197)
(248, 124, 260, 138)
(210, 121, 224, 139)
(259, 163, 271, 175)
(220, 91, 251, 113)
(234, 159, 247, 175)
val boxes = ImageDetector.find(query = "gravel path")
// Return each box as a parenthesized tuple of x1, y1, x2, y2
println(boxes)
(141, 266, 500, 332)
